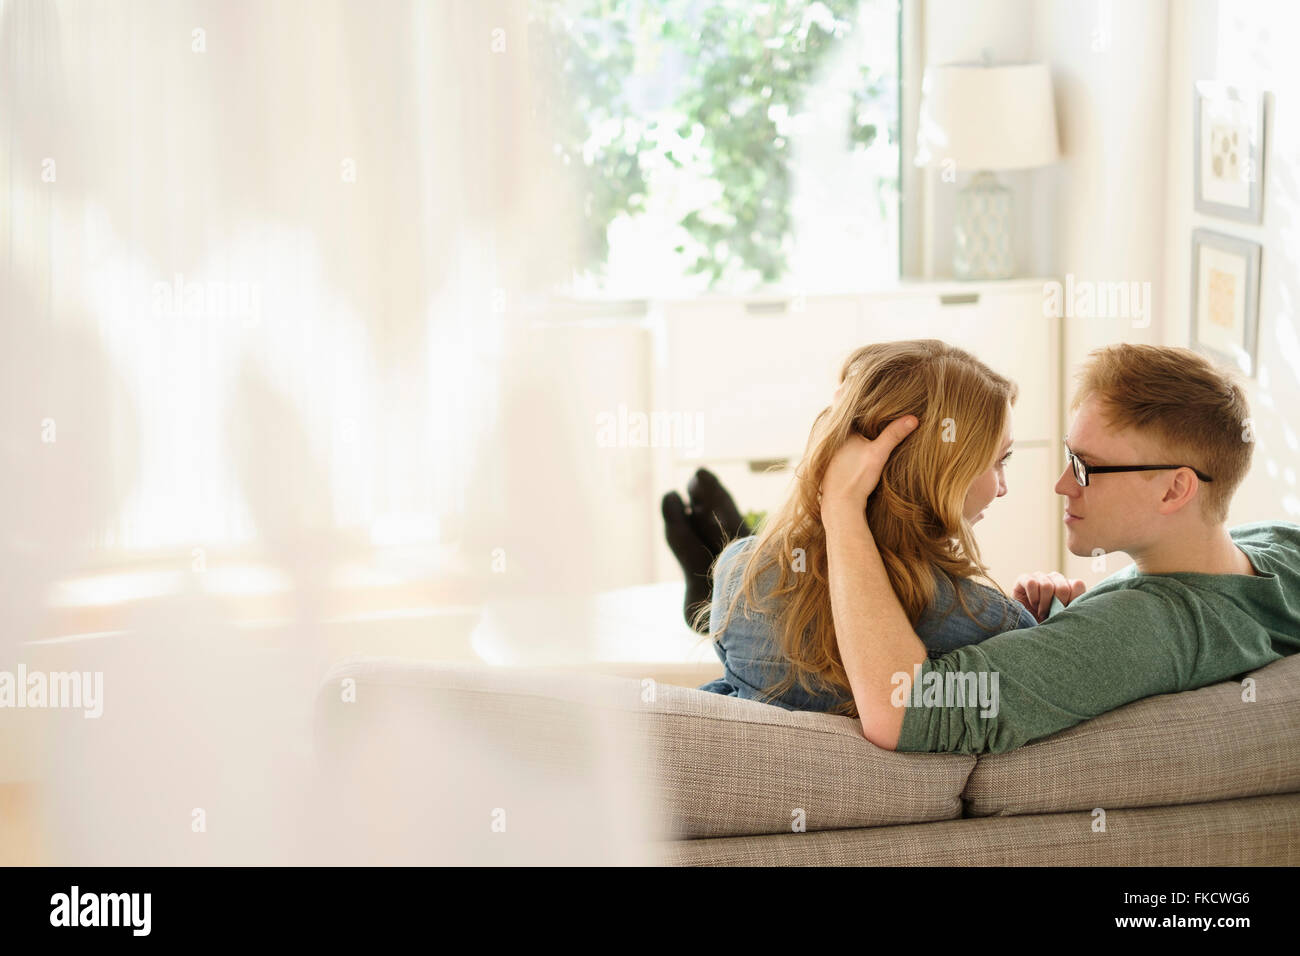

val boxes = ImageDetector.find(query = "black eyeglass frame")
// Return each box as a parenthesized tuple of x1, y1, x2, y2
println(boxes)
(1063, 442, 1214, 488)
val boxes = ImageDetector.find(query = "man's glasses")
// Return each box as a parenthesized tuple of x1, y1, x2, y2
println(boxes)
(1063, 442, 1214, 488)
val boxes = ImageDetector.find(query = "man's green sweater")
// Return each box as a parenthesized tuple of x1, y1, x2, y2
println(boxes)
(895, 521, 1300, 754)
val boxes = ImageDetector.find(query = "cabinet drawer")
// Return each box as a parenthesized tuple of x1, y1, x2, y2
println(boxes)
(661, 298, 861, 462)
(859, 291, 1057, 442)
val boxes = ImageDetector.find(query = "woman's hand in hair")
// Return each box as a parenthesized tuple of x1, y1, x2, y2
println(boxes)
(819, 416, 919, 526)
(1013, 571, 1087, 623)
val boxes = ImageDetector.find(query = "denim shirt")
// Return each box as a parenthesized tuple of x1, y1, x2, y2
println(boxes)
(699, 535, 1036, 713)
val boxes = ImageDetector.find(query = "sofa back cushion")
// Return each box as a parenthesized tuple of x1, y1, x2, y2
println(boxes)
(640, 683, 974, 838)
(964, 653, 1300, 817)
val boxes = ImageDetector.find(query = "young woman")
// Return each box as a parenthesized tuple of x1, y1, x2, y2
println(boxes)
(692, 339, 1037, 716)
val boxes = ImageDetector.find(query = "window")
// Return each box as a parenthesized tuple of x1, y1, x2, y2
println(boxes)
(531, 0, 902, 296)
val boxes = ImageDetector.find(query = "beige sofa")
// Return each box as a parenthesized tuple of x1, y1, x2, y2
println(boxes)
(314, 652, 1300, 865)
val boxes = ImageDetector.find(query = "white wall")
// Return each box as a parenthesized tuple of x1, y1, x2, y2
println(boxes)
(1162, 0, 1300, 526)
(1030, 0, 1169, 347)
(924, 0, 1173, 580)
(1031, 0, 1171, 581)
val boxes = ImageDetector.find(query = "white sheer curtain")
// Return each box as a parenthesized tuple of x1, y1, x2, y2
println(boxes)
(0, 0, 651, 866)
(1, 0, 578, 558)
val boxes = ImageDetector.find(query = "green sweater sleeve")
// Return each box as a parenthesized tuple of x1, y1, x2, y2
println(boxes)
(894, 583, 1278, 754)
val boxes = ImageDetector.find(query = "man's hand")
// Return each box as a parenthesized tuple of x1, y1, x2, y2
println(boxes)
(818, 415, 924, 750)
(1013, 572, 1086, 623)
(819, 416, 918, 524)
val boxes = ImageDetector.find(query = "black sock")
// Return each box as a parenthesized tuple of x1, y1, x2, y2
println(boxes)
(686, 468, 750, 554)
(662, 470, 752, 634)
(662, 491, 715, 632)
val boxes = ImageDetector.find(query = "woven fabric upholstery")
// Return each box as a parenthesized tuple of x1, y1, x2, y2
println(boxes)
(659, 792, 1300, 866)
(963, 654, 1300, 817)
(315, 654, 1300, 862)
(636, 683, 973, 838)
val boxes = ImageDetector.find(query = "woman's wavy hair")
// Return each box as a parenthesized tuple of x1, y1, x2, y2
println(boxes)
(701, 339, 1019, 716)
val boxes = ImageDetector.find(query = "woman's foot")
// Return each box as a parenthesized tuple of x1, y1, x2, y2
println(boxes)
(661, 469, 751, 633)
(662, 490, 714, 632)
(686, 468, 749, 551)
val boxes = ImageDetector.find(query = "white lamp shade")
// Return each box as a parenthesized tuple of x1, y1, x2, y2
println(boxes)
(915, 62, 1060, 171)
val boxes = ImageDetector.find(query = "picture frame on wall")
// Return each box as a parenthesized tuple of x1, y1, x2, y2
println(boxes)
(1193, 82, 1267, 223)
(1190, 229, 1261, 377)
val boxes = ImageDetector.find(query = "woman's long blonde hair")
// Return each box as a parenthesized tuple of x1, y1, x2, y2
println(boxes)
(704, 340, 1018, 716)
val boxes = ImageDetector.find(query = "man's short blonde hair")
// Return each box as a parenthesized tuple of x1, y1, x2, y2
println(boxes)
(1072, 344, 1252, 523)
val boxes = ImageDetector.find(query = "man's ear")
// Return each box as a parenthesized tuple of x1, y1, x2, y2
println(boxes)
(1157, 468, 1199, 516)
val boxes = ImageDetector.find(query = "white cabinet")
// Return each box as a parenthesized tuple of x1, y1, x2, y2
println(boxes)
(650, 280, 1063, 587)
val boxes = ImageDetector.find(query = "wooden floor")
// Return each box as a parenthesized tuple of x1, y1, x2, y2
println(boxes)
(0, 784, 41, 865)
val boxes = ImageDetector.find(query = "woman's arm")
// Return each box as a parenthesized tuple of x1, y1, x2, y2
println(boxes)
(819, 418, 928, 749)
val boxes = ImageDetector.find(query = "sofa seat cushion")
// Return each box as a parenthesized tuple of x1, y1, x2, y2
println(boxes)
(964, 652, 1300, 817)
(640, 683, 974, 838)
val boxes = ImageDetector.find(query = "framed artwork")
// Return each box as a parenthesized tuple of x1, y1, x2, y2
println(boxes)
(1193, 82, 1267, 222)
(1190, 229, 1261, 376)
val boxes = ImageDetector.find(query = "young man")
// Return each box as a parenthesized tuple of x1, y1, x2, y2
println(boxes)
(820, 344, 1300, 754)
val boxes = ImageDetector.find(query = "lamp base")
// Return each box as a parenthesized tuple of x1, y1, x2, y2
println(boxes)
(954, 171, 1014, 280)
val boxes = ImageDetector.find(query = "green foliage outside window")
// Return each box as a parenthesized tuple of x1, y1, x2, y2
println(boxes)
(528, 0, 898, 290)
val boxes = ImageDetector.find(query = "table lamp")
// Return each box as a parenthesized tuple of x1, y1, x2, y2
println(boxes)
(915, 61, 1060, 280)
